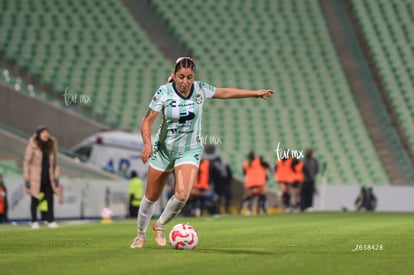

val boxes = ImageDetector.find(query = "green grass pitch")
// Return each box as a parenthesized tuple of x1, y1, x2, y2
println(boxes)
(1, 212, 413, 275)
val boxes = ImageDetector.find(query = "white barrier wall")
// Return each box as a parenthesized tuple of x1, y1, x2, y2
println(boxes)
(4, 176, 414, 221)
(5, 177, 132, 220)
(314, 185, 414, 212)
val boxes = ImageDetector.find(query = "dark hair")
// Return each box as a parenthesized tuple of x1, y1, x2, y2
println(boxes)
(306, 148, 314, 158)
(130, 170, 138, 179)
(247, 151, 255, 166)
(174, 57, 196, 73)
(35, 125, 48, 139)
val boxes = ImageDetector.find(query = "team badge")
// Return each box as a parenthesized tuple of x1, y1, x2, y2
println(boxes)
(195, 94, 203, 104)
(151, 153, 157, 160)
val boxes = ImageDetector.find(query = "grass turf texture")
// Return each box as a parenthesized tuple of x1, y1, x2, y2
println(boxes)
(0, 212, 412, 275)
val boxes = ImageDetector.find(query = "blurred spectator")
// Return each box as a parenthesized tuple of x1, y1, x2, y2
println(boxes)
(23, 126, 60, 229)
(0, 174, 8, 223)
(210, 156, 233, 214)
(292, 158, 304, 210)
(366, 187, 377, 211)
(255, 156, 270, 214)
(239, 152, 269, 215)
(274, 157, 294, 212)
(300, 148, 319, 211)
(128, 170, 144, 218)
(355, 187, 368, 211)
(190, 157, 210, 217)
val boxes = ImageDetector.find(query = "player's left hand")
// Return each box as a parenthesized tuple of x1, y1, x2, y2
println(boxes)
(141, 144, 153, 164)
(256, 89, 274, 100)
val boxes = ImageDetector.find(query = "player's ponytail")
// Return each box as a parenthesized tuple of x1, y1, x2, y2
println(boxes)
(167, 73, 174, 83)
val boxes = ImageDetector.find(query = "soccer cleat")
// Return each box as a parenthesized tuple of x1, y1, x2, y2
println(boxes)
(152, 222, 166, 247)
(130, 237, 145, 249)
(31, 222, 40, 229)
(48, 222, 59, 228)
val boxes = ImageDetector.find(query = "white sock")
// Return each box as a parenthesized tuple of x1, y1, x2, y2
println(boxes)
(157, 196, 186, 226)
(137, 195, 156, 238)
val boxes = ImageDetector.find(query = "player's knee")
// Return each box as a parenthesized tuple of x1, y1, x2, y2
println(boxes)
(174, 189, 189, 201)
(144, 191, 159, 202)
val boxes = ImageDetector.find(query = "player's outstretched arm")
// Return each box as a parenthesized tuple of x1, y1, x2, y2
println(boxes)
(213, 88, 274, 100)
(140, 108, 159, 163)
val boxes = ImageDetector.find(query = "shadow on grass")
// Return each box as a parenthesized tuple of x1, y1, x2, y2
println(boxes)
(142, 246, 277, 255)
(195, 248, 278, 255)
(195, 248, 359, 256)
(142, 247, 355, 255)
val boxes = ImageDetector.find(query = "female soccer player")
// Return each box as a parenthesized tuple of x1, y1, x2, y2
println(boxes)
(130, 57, 274, 248)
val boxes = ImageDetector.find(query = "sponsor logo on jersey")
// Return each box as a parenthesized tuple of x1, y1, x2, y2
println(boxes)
(179, 111, 195, 123)
(178, 102, 194, 107)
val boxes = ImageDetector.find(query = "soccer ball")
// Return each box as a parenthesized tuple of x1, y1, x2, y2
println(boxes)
(168, 223, 198, 250)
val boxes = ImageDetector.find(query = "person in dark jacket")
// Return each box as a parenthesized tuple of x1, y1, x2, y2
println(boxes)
(300, 148, 319, 211)
(355, 187, 369, 211)
(23, 126, 60, 229)
(366, 187, 377, 211)
(210, 156, 233, 214)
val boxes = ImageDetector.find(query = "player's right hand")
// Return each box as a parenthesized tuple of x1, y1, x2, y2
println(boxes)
(141, 144, 153, 164)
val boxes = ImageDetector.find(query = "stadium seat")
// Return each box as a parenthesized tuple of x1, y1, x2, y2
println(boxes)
(0, 0, 397, 186)
(351, 0, 414, 154)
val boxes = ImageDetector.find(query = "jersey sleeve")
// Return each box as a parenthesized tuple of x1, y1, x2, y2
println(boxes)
(198, 81, 216, 99)
(148, 86, 167, 112)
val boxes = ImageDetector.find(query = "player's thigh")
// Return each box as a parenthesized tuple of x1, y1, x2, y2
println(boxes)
(145, 166, 172, 201)
(174, 163, 199, 201)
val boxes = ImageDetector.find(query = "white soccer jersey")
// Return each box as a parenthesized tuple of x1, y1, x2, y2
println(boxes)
(149, 81, 216, 152)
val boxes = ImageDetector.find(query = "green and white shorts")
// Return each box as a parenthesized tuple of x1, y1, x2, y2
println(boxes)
(149, 143, 202, 172)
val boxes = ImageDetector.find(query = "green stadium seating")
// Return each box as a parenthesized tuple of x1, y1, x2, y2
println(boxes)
(149, 0, 389, 185)
(0, 0, 399, 186)
(0, 159, 21, 176)
(352, 0, 414, 153)
(0, 0, 171, 128)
